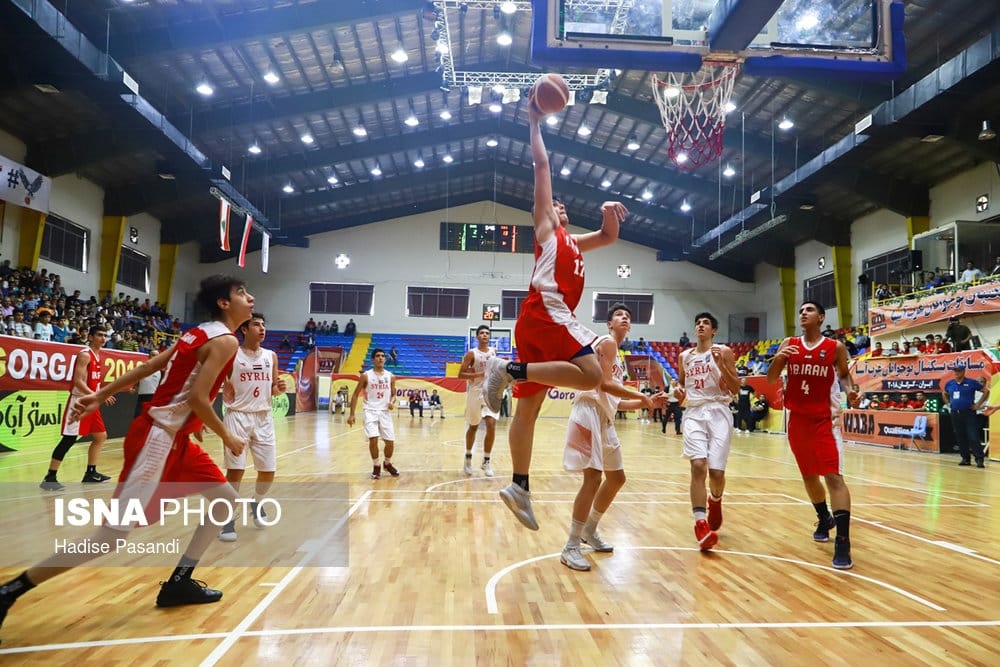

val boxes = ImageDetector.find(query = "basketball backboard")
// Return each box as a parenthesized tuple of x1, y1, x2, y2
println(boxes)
(531, 0, 905, 80)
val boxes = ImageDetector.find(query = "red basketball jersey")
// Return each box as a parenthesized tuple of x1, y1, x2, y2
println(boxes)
(783, 336, 839, 419)
(84, 348, 102, 392)
(526, 223, 585, 312)
(145, 321, 236, 435)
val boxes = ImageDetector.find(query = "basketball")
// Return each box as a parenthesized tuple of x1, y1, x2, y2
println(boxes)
(530, 73, 570, 116)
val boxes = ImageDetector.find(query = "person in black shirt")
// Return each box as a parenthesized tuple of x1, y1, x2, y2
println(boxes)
(735, 377, 755, 432)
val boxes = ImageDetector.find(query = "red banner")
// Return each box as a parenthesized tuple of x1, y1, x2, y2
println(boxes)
(850, 350, 997, 394)
(0, 335, 147, 392)
(868, 281, 1000, 335)
(840, 409, 942, 451)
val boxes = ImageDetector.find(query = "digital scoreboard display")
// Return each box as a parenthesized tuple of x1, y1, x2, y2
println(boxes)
(440, 223, 533, 254)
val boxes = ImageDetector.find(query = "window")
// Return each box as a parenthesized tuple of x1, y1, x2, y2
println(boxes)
(862, 247, 910, 290)
(39, 215, 89, 272)
(310, 283, 373, 315)
(117, 246, 150, 292)
(501, 289, 529, 321)
(592, 293, 654, 324)
(803, 273, 836, 310)
(407, 286, 469, 318)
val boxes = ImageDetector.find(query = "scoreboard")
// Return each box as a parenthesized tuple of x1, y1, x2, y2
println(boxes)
(440, 222, 533, 254)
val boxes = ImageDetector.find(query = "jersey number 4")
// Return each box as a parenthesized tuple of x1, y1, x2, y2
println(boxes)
(800, 380, 810, 395)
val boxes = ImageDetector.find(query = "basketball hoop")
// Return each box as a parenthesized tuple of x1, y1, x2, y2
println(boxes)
(651, 60, 739, 170)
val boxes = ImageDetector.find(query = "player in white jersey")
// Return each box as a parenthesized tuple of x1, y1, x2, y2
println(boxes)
(348, 349, 398, 479)
(559, 304, 662, 571)
(458, 325, 499, 476)
(218, 313, 286, 542)
(675, 312, 740, 551)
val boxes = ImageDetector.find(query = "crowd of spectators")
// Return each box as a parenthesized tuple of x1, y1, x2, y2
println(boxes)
(304, 318, 355, 336)
(0, 261, 180, 352)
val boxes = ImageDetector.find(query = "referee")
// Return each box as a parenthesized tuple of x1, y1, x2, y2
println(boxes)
(941, 364, 987, 468)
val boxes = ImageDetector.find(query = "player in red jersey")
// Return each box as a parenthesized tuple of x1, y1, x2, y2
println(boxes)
(768, 301, 859, 569)
(40, 325, 117, 490)
(0, 276, 253, 641)
(483, 101, 628, 531)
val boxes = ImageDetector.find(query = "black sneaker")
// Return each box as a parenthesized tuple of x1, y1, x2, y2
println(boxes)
(81, 470, 110, 484)
(959, 460, 972, 466)
(371, 465, 381, 480)
(976, 459, 986, 468)
(39, 479, 65, 491)
(813, 515, 836, 542)
(832, 536, 853, 569)
(383, 462, 400, 477)
(155, 578, 223, 608)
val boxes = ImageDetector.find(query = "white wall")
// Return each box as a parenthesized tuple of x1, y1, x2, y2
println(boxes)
(752, 263, 784, 340)
(36, 174, 105, 296)
(930, 162, 1000, 226)
(170, 241, 204, 319)
(116, 212, 162, 303)
(794, 239, 840, 328)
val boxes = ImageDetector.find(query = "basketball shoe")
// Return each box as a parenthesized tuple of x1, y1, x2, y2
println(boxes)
(832, 536, 853, 569)
(560, 544, 591, 571)
(499, 482, 539, 530)
(707, 496, 723, 531)
(695, 519, 718, 551)
(156, 578, 223, 607)
(383, 462, 400, 477)
(371, 465, 381, 480)
(81, 470, 111, 483)
(581, 529, 613, 553)
(482, 357, 513, 414)
(39, 478, 65, 491)
(813, 515, 836, 542)
(463, 457, 474, 475)
(251, 501, 268, 529)
(218, 520, 237, 542)
(481, 460, 494, 477)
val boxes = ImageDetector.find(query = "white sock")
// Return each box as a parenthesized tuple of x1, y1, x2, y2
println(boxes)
(567, 518, 585, 547)
(371, 457, 380, 467)
(693, 509, 707, 522)
(585, 509, 604, 534)
(383, 458, 392, 466)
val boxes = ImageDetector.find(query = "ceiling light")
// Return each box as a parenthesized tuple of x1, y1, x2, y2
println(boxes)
(601, 179, 612, 188)
(486, 137, 499, 147)
(353, 126, 368, 137)
(436, 41, 449, 54)
(675, 152, 688, 164)
(680, 200, 692, 212)
(282, 182, 294, 194)
(799, 202, 816, 210)
(626, 135, 640, 151)
(920, 134, 944, 143)
(301, 134, 314, 145)
(327, 174, 339, 184)
(723, 164, 736, 177)
(391, 47, 408, 63)
(497, 32, 513, 47)
(546, 115, 559, 126)
(978, 120, 996, 141)
(263, 71, 280, 85)
(405, 113, 419, 127)
(414, 157, 425, 168)
(443, 154, 454, 163)
(247, 142, 262, 155)
(33, 83, 61, 94)
(370, 163, 382, 176)
(641, 190, 653, 200)
(195, 82, 214, 96)
(778, 117, 794, 130)
(439, 109, 452, 120)
(724, 100, 737, 113)
(577, 125, 591, 137)
(489, 102, 502, 113)
(500, 1, 517, 14)
(664, 86, 681, 99)
(561, 166, 571, 176)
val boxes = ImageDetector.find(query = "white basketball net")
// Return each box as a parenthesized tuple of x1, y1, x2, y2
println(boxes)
(651, 62, 739, 170)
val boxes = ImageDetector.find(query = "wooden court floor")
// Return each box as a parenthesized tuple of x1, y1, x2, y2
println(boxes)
(1, 410, 998, 666)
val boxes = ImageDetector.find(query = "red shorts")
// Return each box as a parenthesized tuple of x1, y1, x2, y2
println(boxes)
(111, 415, 227, 528)
(61, 395, 106, 437)
(513, 297, 596, 398)
(787, 412, 842, 477)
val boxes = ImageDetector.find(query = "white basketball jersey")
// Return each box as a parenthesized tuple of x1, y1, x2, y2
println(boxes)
(681, 347, 730, 407)
(225, 346, 275, 412)
(467, 347, 496, 391)
(364, 369, 393, 411)
(574, 335, 623, 421)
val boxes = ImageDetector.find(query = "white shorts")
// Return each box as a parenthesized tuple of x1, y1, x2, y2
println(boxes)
(465, 390, 499, 426)
(364, 409, 395, 441)
(682, 402, 733, 471)
(563, 402, 623, 472)
(223, 410, 277, 472)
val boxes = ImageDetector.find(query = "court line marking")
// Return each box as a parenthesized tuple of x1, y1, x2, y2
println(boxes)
(484, 546, 945, 614)
(5, 619, 1000, 655)
(198, 489, 372, 667)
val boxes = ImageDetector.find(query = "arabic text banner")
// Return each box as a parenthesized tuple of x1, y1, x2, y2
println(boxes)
(868, 281, 1000, 335)
(850, 350, 997, 395)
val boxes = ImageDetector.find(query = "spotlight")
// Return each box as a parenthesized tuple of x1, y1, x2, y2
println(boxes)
(414, 156, 425, 168)
(497, 31, 512, 46)
(300, 134, 314, 145)
(979, 120, 996, 141)
(440, 109, 453, 120)
(724, 100, 737, 113)
(370, 162, 382, 176)
(626, 135, 640, 151)
(486, 137, 499, 147)
(560, 166, 571, 176)
(282, 182, 294, 194)
(722, 164, 735, 178)
(778, 117, 794, 130)
(500, 1, 517, 14)
(327, 174, 339, 184)
(405, 113, 419, 127)
(546, 115, 559, 127)
(263, 71, 280, 85)
(353, 125, 367, 137)
(641, 190, 653, 200)
(680, 200, 691, 213)
(601, 178, 612, 188)
(577, 125, 591, 137)
(247, 141, 262, 155)
(443, 154, 454, 163)
(391, 46, 408, 63)
(675, 152, 689, 164)
(195, 82, 214, 96)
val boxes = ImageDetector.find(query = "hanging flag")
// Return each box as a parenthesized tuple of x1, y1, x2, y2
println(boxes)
(238, 213, 253, 268)
(218, 198, 231, 251)
(261, 232, 270, 274)
(0, 154, 52, 213)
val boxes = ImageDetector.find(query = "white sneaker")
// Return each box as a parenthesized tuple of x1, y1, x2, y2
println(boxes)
(482, 461, 494, 477)
(251, 501, 267, 529)
(482, 357, 512, 414)
(581, 529, 614, 553)
(463, 458, 474, 475)
(560, 544, 591, 571)
(218, 521, 237, 542)
(499, 482, 539, 530)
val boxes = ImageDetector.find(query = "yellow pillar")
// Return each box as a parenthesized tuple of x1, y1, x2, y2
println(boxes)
(158, 243, 179, 312)
(17, 208, 46, 270)
(906, 216, 929, 245)
(832, 246, 853, 328)
(99, 216, 126, 299)
(779, 266, 797, 338)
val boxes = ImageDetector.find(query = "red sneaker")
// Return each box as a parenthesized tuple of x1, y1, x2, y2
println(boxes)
(383, 462, 400, 477)
(371, 465, 381, 480)
(695, 519, 718, 551)
(707, 496, 723, 531)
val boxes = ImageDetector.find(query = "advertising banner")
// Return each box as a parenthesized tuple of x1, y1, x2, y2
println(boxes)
(868, 281, 1000, 335)
(850, 350, 997, 395)
(840, 409, 942, 451)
